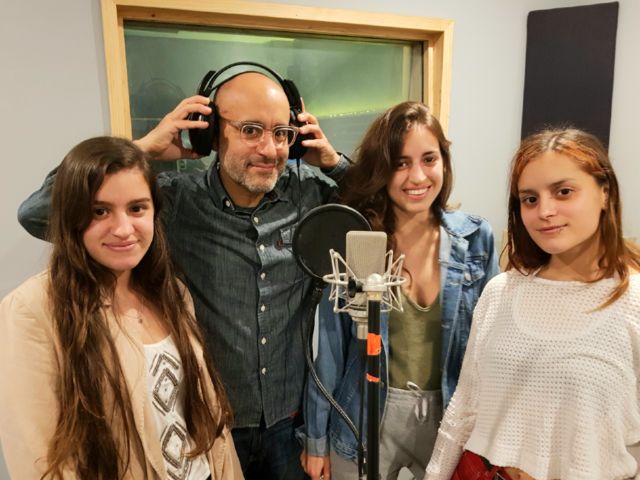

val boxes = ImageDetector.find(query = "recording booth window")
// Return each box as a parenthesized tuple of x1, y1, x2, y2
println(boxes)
(100, 0, 454, 172)
(125, 25, 422, 174)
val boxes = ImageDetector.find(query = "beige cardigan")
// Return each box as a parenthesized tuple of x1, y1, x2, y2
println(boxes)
(0, 272, 243, 479)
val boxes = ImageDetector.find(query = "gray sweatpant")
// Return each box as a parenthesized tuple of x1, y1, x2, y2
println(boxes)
(331, 386, 442, 480)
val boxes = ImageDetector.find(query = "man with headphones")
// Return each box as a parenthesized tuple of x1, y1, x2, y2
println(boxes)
(18, 63, 350, 479)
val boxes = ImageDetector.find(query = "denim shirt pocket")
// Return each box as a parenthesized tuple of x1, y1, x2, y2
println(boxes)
(462, 255, 487, 287)
(277, 225, 298, 253)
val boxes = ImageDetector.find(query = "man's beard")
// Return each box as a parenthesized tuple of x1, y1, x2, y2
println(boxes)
(222, 155, 287, 194)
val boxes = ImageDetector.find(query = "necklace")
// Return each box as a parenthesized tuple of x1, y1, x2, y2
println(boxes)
(121, 308, 144, 324)
(118, 297, 147, 325)
(134, 301, 146, 325)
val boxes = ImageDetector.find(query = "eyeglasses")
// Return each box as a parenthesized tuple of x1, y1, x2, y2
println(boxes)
(221, 117, 299, 148)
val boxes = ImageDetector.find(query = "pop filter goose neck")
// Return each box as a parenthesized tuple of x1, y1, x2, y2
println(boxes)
(293, 204, 371, 282)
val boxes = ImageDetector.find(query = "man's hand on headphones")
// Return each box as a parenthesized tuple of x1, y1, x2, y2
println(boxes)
(297, 110, 340, 170)
(134, 95, 211, 161)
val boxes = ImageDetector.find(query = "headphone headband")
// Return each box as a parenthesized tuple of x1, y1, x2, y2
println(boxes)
(188, 61, 307, 158)
(200, 62, 287, 97)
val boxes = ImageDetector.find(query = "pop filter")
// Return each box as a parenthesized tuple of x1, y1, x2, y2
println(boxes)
(293, 204, 370, 281)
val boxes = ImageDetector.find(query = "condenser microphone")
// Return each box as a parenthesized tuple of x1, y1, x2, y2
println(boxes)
(324, 231, 406, 319)
(346, 231, 387, 282)
(345, 231, 387, 313)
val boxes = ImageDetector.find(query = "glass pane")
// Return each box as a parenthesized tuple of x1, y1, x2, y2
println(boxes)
(124, 22, 423, 172)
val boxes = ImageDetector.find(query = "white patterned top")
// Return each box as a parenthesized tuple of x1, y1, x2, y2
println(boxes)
(425, 271, 640, 480)
(144, 336, 210, 480)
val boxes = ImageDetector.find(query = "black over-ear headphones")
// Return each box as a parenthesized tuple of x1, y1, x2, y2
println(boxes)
(187, 61, 308, 159)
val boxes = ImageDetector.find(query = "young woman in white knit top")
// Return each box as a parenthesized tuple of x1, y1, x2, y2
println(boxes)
(424, 128, 640, 480)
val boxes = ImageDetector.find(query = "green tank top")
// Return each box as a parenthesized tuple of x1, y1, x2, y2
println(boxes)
(388, 289, 442, 390)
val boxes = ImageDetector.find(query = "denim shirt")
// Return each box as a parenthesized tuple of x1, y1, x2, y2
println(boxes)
(17, 157, 349, 429)
(299, 209, 499, 459)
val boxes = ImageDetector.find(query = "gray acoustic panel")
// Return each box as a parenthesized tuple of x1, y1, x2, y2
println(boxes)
(522, 2, 619, 147)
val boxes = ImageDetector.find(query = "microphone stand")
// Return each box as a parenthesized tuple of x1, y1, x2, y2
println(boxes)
(353, 317, 368, 479)
(363, 274, 386, 480)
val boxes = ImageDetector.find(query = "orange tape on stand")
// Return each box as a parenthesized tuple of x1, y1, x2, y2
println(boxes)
(367, 333, 381, 356)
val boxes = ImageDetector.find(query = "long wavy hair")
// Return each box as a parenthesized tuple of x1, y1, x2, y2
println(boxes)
(44, 137, 232, 479)
(340, 102, 452, 246)
(506, 128, 640, 306)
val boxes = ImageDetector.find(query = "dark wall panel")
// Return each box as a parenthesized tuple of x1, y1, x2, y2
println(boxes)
(521, 2, 618, 147)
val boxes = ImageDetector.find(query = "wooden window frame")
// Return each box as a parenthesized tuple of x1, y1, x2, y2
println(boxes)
(101, 0, 453, 136)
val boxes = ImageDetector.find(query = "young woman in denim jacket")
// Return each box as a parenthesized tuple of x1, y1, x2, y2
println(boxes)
(299, 102, 499, 480)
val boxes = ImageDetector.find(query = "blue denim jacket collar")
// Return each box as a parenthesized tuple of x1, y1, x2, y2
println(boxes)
(439, 207, 486, 237)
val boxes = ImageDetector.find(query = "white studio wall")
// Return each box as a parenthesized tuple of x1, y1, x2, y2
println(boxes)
(0, 0, 110, 298)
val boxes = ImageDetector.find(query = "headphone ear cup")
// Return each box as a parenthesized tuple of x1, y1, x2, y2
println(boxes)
(282, 79, 309, 160)
(288, 107, 309, 160)
(185, 70, 217, 156)
(188, 101, 216, 156)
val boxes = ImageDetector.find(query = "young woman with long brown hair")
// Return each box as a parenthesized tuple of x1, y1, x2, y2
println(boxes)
(300, 101, 499, 479)
(425, 128, 640, 479)
(0, 137, 242, 479)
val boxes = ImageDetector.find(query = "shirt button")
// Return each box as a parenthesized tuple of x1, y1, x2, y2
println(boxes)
(261, 337, 267, 345)
(261, 367, 267, 375)
(253, 216, 260, 224)
(260, 272, 266, 280)
(261, 304, 266, 312)
(464, 272, 471, 281)
(259, 244, 265, 252)
(224, 200, 231, 207)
